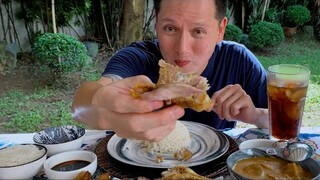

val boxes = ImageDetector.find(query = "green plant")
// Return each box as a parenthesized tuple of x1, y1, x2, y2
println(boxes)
(315, 19, 320, 41)
(247, 21, 284, 49)
(285, 5, 311, 27)
(264, 8, 280, 23)
(224, 24, 243, 42)
(33, 33, 88, 75)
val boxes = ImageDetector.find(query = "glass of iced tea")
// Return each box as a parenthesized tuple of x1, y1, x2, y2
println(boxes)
(267, 64, 310, 142)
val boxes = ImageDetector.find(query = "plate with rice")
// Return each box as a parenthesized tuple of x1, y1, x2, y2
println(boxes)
(107, 121, 229, 168)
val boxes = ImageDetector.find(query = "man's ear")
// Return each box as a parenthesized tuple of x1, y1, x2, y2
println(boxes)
(217, 17, 228, 42)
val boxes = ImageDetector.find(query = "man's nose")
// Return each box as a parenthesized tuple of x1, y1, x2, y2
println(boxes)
(175, 32, 191, 55)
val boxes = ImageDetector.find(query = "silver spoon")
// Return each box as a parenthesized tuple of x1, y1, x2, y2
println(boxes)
(254, 141, 313, 162)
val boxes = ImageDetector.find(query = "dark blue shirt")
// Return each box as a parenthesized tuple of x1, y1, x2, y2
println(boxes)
(102, 40, 267, 129)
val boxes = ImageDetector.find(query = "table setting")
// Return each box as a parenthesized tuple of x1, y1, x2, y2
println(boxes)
(0, 123, 319, 179)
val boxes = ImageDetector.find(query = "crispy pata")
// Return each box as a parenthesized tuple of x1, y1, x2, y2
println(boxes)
(161, 166, 209, 180)
(130, 60, 212, 112)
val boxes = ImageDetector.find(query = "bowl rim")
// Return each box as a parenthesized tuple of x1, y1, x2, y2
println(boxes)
(0, 143, 47, 168)
(32, 125, 85, 144)
(43, 150, 97, 174)
(239, 139, 276, 150)
(227, 148, 320, 179)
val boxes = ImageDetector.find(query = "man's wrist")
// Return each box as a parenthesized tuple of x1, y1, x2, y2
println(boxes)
(253, 108, 269, 129)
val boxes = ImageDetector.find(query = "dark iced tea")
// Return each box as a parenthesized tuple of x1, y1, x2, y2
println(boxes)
(267, 64, 310, 141)
(267, 84, 308, 140)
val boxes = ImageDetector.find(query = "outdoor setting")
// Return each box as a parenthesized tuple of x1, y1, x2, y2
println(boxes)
(0, 0, 320, 179)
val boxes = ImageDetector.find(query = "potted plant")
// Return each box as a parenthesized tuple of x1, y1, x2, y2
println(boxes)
(283, 5, 311, 37)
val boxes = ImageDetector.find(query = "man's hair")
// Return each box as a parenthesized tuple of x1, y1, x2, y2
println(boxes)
(153, 0, 227, 22)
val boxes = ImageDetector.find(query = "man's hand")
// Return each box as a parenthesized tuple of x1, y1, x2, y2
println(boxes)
(210, 84, 268, 128)
(73, 75, 185, 141)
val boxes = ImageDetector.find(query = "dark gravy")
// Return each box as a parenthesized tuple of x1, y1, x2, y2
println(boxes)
(51, 160, 90, 171)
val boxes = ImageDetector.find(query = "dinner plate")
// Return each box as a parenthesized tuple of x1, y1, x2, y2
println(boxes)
(107, 121, 229, 168)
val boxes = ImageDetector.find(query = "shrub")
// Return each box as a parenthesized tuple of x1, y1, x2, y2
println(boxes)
(265, 8, 280, 23)
(247, 21, 284, 49)
(224, 24, 243, 42)
(33, 33, 88, 74)
(285, 5, 311, 27)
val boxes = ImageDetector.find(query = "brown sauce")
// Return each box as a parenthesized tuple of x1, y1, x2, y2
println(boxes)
(51, 160, 90, 171)
(233, 157, 313, 180)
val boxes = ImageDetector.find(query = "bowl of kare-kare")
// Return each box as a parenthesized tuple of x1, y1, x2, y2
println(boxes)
(226, 148, 320, 180)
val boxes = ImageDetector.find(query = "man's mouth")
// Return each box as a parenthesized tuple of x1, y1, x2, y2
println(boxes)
(175, 60, 190, 67)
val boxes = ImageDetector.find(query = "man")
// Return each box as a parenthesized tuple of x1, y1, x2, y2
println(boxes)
(72, 0, 268, 142)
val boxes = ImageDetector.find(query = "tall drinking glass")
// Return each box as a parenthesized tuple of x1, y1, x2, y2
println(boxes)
(267, 64, 310, 142)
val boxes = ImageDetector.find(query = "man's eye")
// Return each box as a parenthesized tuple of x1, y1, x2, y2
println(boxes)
(165, 26, 176, 33)
(194, 29, 206, 38)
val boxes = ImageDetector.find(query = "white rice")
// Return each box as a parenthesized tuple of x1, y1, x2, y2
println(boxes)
(0, 144, 46, 167)
(141, 121, 191, 153)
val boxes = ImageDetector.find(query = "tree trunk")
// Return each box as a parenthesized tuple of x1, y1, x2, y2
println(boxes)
(119, 0, 145, 46)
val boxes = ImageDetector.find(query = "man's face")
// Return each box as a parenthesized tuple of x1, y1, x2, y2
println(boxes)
(156, 0, 227, 74)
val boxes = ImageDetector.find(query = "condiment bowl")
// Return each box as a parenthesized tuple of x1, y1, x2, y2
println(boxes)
(33, 125, 85, 156)
(239, 139, 276, 150)
(0, 144, 47, 179)
(227, 148, 320, 180)
(44, 150, 97, 179)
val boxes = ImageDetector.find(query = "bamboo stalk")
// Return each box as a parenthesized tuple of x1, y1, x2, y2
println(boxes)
(51, 0, 57, 33)
(100, 0, 113, 50)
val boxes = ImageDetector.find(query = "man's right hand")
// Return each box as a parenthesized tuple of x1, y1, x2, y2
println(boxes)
(71, 75, 185, 142)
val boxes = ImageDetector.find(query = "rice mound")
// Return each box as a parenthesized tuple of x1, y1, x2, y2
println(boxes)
(141, 121, 191, 153)
(0, 144, 45, 167)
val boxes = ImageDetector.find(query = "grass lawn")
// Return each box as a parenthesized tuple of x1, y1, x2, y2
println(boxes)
(0, 27, 319, 133)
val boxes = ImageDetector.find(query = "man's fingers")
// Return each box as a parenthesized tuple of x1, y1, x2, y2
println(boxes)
(211, 84, 247, 120)
(112, 106, 184, 140)
(140, 122, 176, 142)
(222, 90, 243, 120)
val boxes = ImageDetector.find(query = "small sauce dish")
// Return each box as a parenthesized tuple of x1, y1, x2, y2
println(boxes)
(44, 150, 97, 179)
(239, 139, 276, 150)
(33, 125, 85, 156)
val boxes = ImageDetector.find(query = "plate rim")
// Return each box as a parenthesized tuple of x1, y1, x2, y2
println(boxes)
(107, 121, 229, 168)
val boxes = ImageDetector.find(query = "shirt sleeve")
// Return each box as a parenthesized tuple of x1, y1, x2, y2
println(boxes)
(101, 41, 162, 82)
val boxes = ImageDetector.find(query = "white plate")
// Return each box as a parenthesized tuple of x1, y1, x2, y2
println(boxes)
(107, 121, 229, 168)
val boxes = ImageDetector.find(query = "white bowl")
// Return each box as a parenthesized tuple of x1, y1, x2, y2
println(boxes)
(44, 150, 97, 179)
(239, 139, 276, 150)
(33, 125, 85, 156)
(0, 144, 47, 179)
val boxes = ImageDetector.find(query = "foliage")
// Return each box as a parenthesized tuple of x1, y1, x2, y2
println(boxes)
(87, 0, 122, 49)
(247, 21, 284, 49)
(315, 19, 320, 41)
(285, 5, 311, 27)
(264, 8, 280, 23)
(15, 0, 91, 45)
(224, 24, 243, 42)
(33, 33, 88, 75)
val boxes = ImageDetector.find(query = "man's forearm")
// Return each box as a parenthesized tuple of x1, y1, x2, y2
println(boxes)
(71, 81, 105, 129)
